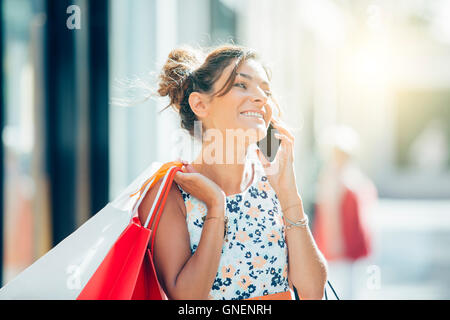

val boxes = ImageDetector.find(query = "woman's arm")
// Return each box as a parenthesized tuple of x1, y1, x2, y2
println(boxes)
(139, 180, 226, 300)
(256, 116, 328, 300)
(279, 192, 328, 300)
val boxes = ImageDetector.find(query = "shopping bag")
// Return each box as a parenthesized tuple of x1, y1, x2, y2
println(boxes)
(76, 216, 152, 299)
(78, 164, 181, 299)
(0, 161, 183, 300)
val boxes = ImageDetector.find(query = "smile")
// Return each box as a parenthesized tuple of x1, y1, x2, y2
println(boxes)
(240, 111, 264, 120)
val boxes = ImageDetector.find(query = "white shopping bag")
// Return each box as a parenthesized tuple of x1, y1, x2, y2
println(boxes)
(0, 161, 172, 300)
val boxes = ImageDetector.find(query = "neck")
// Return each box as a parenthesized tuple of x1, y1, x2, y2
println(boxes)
(191, 142, 256, 197)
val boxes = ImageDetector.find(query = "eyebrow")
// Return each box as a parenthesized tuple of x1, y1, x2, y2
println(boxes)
(237, 72, 270, 87)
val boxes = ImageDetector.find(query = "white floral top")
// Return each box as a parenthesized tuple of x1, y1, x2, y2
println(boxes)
(176, 160, 289, 300)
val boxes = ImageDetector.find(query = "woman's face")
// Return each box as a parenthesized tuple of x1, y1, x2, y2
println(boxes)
(203, 59, 274, 143)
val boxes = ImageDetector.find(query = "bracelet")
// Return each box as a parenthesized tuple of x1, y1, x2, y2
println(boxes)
(202, 215, 225, 221)
(284, 214, 309, 230)
(202, 215, 229, 241)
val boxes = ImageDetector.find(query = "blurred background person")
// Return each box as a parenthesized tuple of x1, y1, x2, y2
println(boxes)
(313, 125, 377, 299)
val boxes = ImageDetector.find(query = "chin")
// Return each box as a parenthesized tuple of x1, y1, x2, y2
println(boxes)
(227, 118, 268, 141)
(244, 126, 267, 144)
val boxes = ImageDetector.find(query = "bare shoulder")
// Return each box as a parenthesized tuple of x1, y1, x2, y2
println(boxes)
(137, 178, 186, 228)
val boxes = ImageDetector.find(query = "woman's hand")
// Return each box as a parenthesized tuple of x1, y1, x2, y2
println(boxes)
(256, 117, 302, 208)
(173, 162, 226, 212)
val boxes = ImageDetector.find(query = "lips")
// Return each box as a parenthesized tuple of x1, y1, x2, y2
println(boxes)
(240, 110, 265, 120)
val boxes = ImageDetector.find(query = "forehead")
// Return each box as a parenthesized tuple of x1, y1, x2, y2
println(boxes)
(218, 58, 270, 87)
(236, 59, 270, 84)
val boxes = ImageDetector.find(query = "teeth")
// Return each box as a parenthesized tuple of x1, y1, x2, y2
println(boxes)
(241, 111, 263, 119)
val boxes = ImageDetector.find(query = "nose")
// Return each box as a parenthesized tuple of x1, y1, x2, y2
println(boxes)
(251, 87, 268, 107)
(250, 87, 272, 120)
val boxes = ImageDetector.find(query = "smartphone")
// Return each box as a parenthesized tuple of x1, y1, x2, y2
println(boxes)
(257, 122, 280, 162)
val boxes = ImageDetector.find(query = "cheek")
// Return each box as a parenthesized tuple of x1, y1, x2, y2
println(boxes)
(218, 96, 244, 119)
(210, 105, 239, 128)
(265, 101, 275, 124)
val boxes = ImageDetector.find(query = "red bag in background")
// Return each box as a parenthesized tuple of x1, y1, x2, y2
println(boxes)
(314, 182, 376, 262)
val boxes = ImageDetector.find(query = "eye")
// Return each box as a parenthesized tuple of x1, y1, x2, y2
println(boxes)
(264, 90, 272, 97)
(234, 82, 247, 89)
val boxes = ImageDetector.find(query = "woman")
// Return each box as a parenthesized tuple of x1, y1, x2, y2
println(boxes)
(138, 44, 328, 300)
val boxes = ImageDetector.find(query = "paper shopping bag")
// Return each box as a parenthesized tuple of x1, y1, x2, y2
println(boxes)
(0, 161, 183, 300)
(78, 164, 181, 300)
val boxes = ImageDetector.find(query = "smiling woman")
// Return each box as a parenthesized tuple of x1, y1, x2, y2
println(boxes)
(136, 44, 328, 300)
(157, 45, 281, 141)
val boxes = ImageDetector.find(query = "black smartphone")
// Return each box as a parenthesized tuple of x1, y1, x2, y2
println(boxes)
(257, 122, 280, 162)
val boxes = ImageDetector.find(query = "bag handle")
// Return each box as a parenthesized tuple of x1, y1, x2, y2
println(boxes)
(131, 164, 182, 255)
(324, 280, 340, 300)
(146, 166, 180, 229)
(293, 280, 340, 300)
(130, 165, 181, 251)
(128, 165, 181, 261)
(148, 166, 181, 253)
(143, 166, 180, 229)
(130, 161, 183, 218)
(130, 175, 158, 219)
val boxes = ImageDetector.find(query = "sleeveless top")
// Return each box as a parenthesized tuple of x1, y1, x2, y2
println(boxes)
(176, 160, 290, 300)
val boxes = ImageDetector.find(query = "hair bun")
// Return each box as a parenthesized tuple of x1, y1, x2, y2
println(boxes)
(157, 46, 204, 109)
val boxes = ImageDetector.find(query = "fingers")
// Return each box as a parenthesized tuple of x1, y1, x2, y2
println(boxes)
(179, 159, 196, 173)
(174, 171, 184, 183)
(274, 132, 293, 146)
(174, 166, 189, 183)
(256, 148, 271, 168)
(175, 162, 198, 182)
(274, 133, 294, 161)
(256, 146, 280, 176)
(271, 118, 295, 141)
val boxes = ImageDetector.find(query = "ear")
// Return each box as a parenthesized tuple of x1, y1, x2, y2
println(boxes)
(188, 92, 210, 119)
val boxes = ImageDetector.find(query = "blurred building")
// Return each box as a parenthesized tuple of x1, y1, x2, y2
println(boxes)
(0, 0, 239, 286)
(239, 0, 450, 200)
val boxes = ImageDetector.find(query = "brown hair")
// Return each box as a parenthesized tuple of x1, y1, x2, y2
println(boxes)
(157, 44, 282, 139)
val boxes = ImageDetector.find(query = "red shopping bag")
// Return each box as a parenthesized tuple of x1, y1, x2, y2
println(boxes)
(77, 163, 182, 300)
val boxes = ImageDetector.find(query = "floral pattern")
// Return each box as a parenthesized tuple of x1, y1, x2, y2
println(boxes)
(176, 163, 289, 300)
